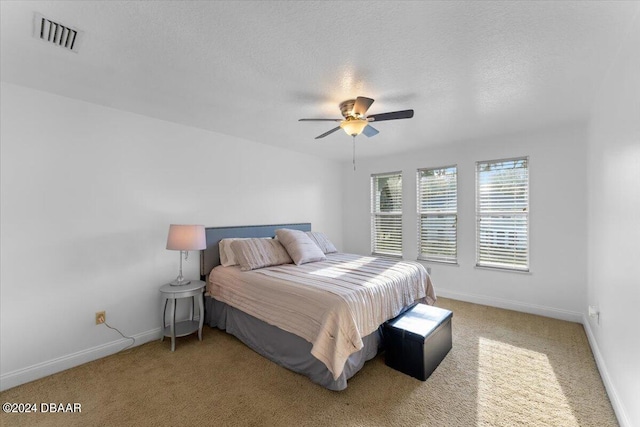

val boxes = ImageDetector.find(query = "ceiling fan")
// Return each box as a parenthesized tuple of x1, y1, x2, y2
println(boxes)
(298, 96, 414, 139)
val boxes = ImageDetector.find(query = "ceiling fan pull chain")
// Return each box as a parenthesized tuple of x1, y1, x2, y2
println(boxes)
(353, 135, 356, 171)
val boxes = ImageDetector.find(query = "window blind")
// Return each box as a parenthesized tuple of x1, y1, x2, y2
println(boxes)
(417, 166, 457, 263)
(476, 157, 529, 271)
(371, 172, 402, 256)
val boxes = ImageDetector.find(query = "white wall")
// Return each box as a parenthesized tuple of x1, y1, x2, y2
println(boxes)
(342, 124, 587, 321)
(585, 11, 640, 427)
(0, 82, 343, 390)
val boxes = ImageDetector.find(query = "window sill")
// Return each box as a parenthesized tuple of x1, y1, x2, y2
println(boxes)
(417, 259, 459, 267)
(474, 265, 531, 275)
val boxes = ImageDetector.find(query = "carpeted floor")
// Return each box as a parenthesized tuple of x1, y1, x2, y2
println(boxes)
(0, 298, 617, 427)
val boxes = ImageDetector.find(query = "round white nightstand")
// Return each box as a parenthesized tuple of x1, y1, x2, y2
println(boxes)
(159, 280, 205, 351)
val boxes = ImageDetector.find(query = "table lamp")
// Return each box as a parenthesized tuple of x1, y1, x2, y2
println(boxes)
(166, 224, 206, 286)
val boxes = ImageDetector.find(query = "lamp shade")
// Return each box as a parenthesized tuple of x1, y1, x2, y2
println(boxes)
(340, 119, 369, 136)
(166, 224, 206, 251)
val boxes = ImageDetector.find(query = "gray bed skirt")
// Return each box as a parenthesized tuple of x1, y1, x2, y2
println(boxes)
(204, 295, 382, 391)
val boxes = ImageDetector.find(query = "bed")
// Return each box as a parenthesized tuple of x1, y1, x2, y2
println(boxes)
(200, 223, 435, 390)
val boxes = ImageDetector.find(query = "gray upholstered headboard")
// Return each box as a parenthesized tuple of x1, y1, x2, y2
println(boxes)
(199, 223, 311, 281)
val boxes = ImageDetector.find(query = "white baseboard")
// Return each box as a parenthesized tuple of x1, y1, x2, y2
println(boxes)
(436, 288, 583, 323)
(0, 327, 162, 392)
(582, 315, 630, 427)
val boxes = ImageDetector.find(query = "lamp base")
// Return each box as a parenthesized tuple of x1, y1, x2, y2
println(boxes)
(170, 252, 190, 286)
(169, 277, 191, 286)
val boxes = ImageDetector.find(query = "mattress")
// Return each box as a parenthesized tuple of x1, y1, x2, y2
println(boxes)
(207, 252, 435, 380)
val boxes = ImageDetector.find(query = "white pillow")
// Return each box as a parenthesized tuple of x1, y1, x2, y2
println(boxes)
(219, 237, 271, 267)
(305, 231, 338, 254)
(219, 239, 238, 267)
(275, 228, 326, 265)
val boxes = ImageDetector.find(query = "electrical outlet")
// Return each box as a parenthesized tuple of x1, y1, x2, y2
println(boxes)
(588, 305, 600, 325)
(95, 311, 106, 325)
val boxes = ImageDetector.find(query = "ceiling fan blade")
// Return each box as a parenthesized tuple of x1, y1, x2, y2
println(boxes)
(362, 125, 379, 137)
(367, 109, 414, 122)
(353, 96, 375, 117)
(315, 126, 341, 139)
(299, 118, 342, 122)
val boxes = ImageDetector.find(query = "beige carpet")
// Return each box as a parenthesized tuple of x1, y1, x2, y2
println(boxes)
(0, 298, 617, 427)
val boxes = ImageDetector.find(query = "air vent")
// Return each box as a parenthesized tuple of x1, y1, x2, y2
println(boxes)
(33, 13, 82, 53)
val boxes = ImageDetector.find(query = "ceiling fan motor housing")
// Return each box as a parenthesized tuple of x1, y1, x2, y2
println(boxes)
(339, 99, 358, 118)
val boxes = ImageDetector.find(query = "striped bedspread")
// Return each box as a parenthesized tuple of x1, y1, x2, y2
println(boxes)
(207, 253, 436, 380)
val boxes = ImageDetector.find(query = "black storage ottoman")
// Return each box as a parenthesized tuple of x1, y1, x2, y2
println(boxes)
(383, 303, 453, 381)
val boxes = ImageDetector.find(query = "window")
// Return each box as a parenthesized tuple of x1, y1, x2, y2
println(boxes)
(371, 172, 402, 256)
(417, 166, 457, 263)
(476, 157, 529, 271)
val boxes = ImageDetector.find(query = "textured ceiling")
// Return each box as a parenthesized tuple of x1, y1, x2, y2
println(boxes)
(1, 1, 638, 161)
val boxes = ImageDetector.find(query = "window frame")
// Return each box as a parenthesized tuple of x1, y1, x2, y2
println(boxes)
(475, 156, 530, 272)
(416, 165, 458, 264)
(370, 171, 403, 257)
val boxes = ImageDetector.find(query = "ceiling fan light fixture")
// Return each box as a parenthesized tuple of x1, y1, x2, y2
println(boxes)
(299, 95, 413, 140)
(340, 119, 368, 136)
